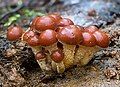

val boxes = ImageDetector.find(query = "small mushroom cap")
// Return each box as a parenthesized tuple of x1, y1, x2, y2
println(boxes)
(35, 51, 46, 60)
(23, 30, 36, 41)
(30, 16, 41, 29)
(35, 16, 56, 31)
(84, 25, 99, 33)
(7, 25, 23, 41)
(57, 18, 74, 27)
(57, 25, 83, 45)
(51, 50, 64, 63)
(39, 30, 57, 46)
(49, 13, 62, 23)
(81, 32, 96, 47)
(93, 31, 110, 48)
(27, 35, 40, 46)
(76, 25, 84, 32)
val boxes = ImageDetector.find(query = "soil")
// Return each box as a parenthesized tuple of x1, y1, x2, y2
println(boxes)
(0, 0, 120, 87)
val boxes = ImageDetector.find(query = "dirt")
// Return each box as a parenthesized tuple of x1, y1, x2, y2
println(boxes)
(0, 0, 120, 87)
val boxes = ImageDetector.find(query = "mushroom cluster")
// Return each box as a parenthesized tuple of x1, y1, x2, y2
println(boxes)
(7, 13, 110, 73)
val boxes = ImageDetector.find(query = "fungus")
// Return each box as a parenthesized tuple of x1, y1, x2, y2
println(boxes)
(22, 30, 36, 42)
(57, 18, 74, 27)
(35, 51, 50, 71)
(49, 13, 62, 23)
(74, 26, 109, 66)
(32, 16, 56, 31)
(6, 14, 110, 74)
(81, 32, 96, 47)
(84, 25, 99, 33)
(7, 25, 23, 41)
(39, 30, 57, 46)
(30, 16, 41, 30)
(27, 35, 40, 46)
(38, 29, 58, 55)
(51, 50, 65, 73)
(93, 30, 110, 48)
(57, 25, 83, 68)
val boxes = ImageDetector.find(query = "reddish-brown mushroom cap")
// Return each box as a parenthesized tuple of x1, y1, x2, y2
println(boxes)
(35, 51, 46, 60)
(51, 50, 64, 63)
(57, 18, 74, 27)
(35, 16, 56, 31)
(84, 25, 99, 33)
(81, 32, 96, 47)
(30, 16, 41, 29)
(23, 30, 36, 41)
(27, 35, 40, 46)
(76, 25, 84, 32)
(7, 25, 23, 41)
(93, 31, 110, 48)
(39, 30, 57, 46)
(57, 25, 83, 45)
(49, 13, 62, 23)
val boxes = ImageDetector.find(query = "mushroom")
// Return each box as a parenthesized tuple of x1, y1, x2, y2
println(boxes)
(81, 32, 96, 47)
(21, 29, 48, 71)
(30, 16, 41, 30)
(22, 30, 36, 42)
(6, 13, 111, 74)
(49, 13, 62, 23)
(74, 31, 98, 66)
(39, 29, 58, 54)
(57, 25, 83, 68)
(93, 30, 110, 48)
(74, 26, 110, 66)
(84, 25, 99, 33)
(32, 15, 56, 31)
(7, 25, 23, 41)
(39, 30, 57, 48)
(51, 50, 65, 73)
(27, 35, 40, 46)
(22, 29, 41, 53)
(57, 18, 74, 27)
(38, 29, 64, 72)
(35, 51, 51, 71)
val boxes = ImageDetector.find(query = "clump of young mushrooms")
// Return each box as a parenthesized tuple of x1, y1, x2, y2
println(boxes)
(7, 13, 110, 73)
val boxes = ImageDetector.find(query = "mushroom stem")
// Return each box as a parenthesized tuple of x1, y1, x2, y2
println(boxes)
(45, 43, 58, 54)
(51, 61, 65, 73)
(46, 43, 65, 73)
(37, 58, 50, 71)
(74, 45, 99, 66)
(32, 46, 51, 71)
(62, 44, 76, 68)
(31, 46, 41, 54)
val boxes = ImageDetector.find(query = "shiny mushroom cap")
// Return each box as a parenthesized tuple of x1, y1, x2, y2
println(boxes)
(51, 50, 64, 63)
(27, 35, 40, 46)
(93, 31, 110, 48)
(49, 13, 62, 23)
(32, 16, 56, 31)
(23, 30, 36, 41)
(57, 25, 83, 45)
(84, 25, 99, 33)
(35, 51, 46, 60)
(30, 16, 41, 29)
(39, 30, 57, 46)
(7, 25, 23, 41)
(81, 32, 96, 47)
(57, 18, 74, 27)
